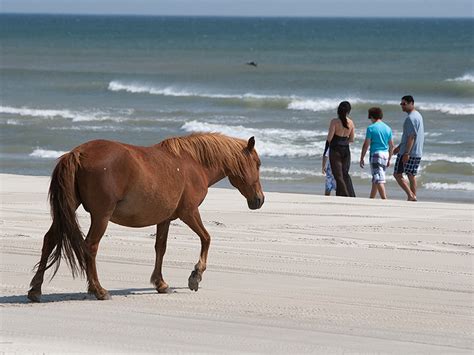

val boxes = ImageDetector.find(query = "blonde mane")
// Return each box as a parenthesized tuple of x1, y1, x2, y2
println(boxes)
(158, 133, 250, 177)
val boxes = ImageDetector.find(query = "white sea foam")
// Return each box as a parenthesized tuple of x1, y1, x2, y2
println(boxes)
(0, 105, 131, 122)
(108, 80, 285, 101)
(446, 73, 474, 83)
(182, 120, 473, 164)
(417, 102, 474, 116)
(261, 166, 322, 177)
(424, 182, 474, 191)
(108, 81, 474, 116)
(262, 176, 307, 181)
(424, 153, 474, 164)
(6, 119, 23, 125)
(288, 97, 368, 112)
(30, 148, 68, 159)
(181, 120, 325, 157)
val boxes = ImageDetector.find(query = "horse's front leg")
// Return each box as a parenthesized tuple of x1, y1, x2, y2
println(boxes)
(150, 220, 170, 293)
(180, 210, 211, 292)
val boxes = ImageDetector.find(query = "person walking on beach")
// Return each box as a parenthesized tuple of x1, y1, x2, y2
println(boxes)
(359, 107, 394, 199)
(393, 95, 424, 201)
(323, 101, 356, 197)
(322, 148, 336, 196)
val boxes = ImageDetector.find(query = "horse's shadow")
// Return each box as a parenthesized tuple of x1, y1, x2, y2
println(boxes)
(0, 287, 189, 304)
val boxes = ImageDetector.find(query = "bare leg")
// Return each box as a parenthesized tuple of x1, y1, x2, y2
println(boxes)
(28, 226, 56, 302)
(180, 210, 211, 292)
(377, 183, 387, 199)
(150, 220, 171, 293)
(407, 174, 417, 199)
(370, 183, 377, 199)
(394, 173, 416, 201)
(85, 215, 110, 300)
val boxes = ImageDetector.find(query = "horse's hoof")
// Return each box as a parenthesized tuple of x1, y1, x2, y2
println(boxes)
(157, 287, 172, 294)
(157, 285, 170, 294)
(27, 289, 41, 303)
(98, 293, 111, 301)
(96, 291, 111, 300)
(188, 271, 201, 292)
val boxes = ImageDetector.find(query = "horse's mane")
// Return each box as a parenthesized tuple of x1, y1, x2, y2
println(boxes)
(158, 133, 250, 177)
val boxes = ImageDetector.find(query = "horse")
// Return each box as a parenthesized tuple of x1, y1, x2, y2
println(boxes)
(27, 133, 264, 302)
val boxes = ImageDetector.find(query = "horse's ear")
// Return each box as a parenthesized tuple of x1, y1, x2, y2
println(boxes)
(247, 136, 255, 152)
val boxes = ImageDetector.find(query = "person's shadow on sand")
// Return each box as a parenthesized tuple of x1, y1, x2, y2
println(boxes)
(0, 287, 189, 304)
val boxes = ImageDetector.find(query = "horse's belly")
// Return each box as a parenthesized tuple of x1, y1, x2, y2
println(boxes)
(110, 195, 177, 228)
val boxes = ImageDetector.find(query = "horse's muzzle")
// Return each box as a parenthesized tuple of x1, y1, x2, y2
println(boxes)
(248, 195, 264, 210)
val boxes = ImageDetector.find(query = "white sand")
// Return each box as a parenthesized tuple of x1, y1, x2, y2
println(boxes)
(0, 173, 472, 354)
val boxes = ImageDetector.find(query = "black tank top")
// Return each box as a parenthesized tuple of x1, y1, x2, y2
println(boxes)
(330, 134, 349, 148)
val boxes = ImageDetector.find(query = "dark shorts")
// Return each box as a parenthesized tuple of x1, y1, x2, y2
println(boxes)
(394, 154, 421, 176)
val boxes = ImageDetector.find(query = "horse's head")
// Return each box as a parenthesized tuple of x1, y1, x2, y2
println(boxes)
(228, 137, 265, 210)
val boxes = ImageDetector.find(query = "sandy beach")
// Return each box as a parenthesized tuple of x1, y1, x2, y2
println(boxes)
(0, 173, 472, 353)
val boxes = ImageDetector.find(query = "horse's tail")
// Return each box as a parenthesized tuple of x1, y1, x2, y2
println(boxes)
(46, 150, 88, 279)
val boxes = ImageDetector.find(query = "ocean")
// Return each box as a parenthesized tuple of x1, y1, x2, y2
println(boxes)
(1, 15, 473, 203)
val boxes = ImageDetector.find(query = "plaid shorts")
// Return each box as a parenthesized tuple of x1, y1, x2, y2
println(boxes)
(394, 154, 421, 176)
(370, 151, 389, 184)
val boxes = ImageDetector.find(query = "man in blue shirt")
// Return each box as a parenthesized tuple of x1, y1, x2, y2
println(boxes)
(360, 107, 394, 199)
(393, 95, 425, 201)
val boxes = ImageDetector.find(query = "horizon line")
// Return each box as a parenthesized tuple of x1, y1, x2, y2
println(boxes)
(1, 12, 473, 19)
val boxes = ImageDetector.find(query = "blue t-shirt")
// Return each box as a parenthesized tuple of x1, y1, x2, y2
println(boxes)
(365, 121, 393, 154)
(399, 110, 424, 157)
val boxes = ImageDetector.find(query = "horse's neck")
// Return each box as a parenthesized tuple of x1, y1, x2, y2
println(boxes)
(205, 166, 227, 187)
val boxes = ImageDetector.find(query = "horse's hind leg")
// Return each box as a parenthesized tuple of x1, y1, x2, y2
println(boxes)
(85, 214, 111, 300)
(180, 210, 211, 292)
(150, 220, 171, 293)
(28, 226, 56, 302)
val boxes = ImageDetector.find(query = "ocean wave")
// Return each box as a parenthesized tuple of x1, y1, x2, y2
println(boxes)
(181, 120, 325, 157)
(289, 98, 474, 116)
(261, 166, 322, 177)
(446, 73, 474, 83)
(109, 81, 368, 111)
(416, 102, 474, 116)
(0, 105, 132, 122)
(424, 153, 474, 164)
(182, 120, 473, 163)
(261, 176, 307, 181)
(108, 80, 287, 102)
(424, 182, 474, 191)
(108, 81, 474, 116)
(30, 148, 68, 159)
(287, 97, 370, 112)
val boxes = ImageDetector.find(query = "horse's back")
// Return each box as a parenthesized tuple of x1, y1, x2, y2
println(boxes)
(72, 140, 186, 227)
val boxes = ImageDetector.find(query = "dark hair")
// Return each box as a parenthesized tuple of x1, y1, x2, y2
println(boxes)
(337, 101, 351, 129)
(401, 95, 414, 104)
(368, 107, 383, 120)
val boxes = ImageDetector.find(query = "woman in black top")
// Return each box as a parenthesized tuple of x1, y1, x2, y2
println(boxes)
(323, 101, 356, 197)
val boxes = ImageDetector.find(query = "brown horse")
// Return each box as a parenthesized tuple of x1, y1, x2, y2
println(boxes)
(27, 133, 264, 302)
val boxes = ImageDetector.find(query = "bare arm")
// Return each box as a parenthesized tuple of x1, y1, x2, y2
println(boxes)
(326, 120, 336, 143)
(387, 139, 394, 167)
(322, 155, 328, 174)
(402, 134, 415, 163)
(360, 138, 370, 168)
(349, 122, 355, 143)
